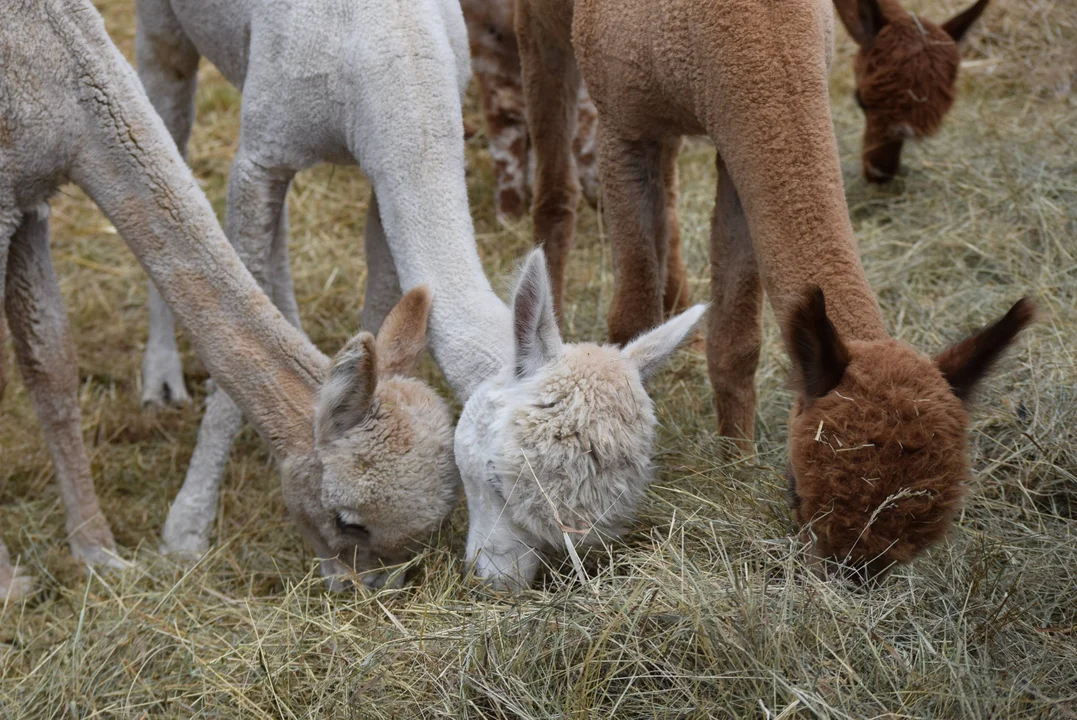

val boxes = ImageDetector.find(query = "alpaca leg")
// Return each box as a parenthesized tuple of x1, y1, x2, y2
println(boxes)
(5, 206, 123, 568)
(161, 151, 291, 557)
(268, 193, 303, 330)
(602, 131, 670, 345)
(517, 0, 581, 320)
(708, 157, 762, 448)
(462, 0, 531, 220)
(661, 138, 691, 317)
(359, 193, 402, 335)
(136, 0, 200, 408)
(573, 84, 600, 209)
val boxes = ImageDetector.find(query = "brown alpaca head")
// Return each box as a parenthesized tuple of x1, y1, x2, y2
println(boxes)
(833, 0, 990, 182)
(783, 289, 1033, 579)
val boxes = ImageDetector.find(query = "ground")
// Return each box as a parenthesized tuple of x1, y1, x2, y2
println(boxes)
(1, 0, 1075, 717)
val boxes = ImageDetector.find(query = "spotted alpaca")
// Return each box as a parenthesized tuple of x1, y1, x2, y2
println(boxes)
(518, 0, 1033, 578)
(460, 0, 599, 220)
(833, 0, 992, 182)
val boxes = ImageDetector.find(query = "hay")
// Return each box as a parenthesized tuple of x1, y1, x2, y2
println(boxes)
(2, 0, 1075, 716)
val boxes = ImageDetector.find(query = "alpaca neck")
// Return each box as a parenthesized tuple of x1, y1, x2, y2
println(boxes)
(63, 8, 323, 459)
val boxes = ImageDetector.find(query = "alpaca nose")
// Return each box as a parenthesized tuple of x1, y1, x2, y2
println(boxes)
(863, 139, 905, 183)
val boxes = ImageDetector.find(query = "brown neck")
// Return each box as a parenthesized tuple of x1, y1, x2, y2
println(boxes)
(63, 7, 323, 459)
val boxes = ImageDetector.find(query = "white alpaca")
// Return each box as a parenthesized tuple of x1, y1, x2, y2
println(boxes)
(0, 0, 459, 598)
(133, 0, 513, 557)
(456, 251, 706, 590)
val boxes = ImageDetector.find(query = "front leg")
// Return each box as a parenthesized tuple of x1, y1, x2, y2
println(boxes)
(136, 0, 201, 408)
(708, 156, 762, 449)
(161, 149, 292, 557)
(5, 205, 123, 569)
(601, 130, 671, 345)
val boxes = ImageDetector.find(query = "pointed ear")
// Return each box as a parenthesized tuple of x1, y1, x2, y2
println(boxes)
(375, 285, 431, 377)
(941, 0, 990, 42)
(622, 304, 707, 382)
(512, 249, 563, 378)
(934, 298, 1035, 403)
(833, 0, 888, 46)
(784, 287, 850, 400)
(316, 332, 377, 443)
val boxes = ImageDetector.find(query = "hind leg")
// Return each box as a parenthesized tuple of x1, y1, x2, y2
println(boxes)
(136, 0, 201, 407)
(661, 138, 691, 317)
(602, 131, 676, 345)
(359, 193, 403, 335)
(517, 0, 582, 321)
(708, 157, 762, 449)
(5, 206, 122, 568)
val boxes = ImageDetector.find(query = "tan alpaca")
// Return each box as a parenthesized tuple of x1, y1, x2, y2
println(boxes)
(518, 0, 1033, 576)
(833, 0, 992, 181)
(0, 0, 458, 598)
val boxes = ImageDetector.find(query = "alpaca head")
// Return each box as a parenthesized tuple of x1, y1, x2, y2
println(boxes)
(783, 288, 1033, 579)
(310, 286, 459, 589)
(457, 250, 705, 589)
(834, 0, 990, 182)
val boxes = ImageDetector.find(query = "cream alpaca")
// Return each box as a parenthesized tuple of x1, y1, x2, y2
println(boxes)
(456, 250, 705, 590)
(518, 0, 1033, 576)
(134, 0, 510, 557)
(0, 0, 458, 598)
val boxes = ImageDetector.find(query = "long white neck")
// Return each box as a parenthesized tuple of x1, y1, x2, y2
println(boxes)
(345, 5, 512, 401)
(60, 5, 324, 459)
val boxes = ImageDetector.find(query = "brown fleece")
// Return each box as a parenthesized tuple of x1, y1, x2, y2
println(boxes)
(520, 0, 1032, 572)
(834, 0, 991, 181)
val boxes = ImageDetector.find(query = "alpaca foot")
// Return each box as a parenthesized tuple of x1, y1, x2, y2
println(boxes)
(0, 566, 35, 602)
(160, 498, 214, 560)
(141, 348, 190, 407)
(70, 522, 129, 570)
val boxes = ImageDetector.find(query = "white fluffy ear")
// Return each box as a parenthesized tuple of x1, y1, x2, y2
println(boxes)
(317, 332, 377, 443)
(512, 249, 563, 378)
(622, 304, 707, 382)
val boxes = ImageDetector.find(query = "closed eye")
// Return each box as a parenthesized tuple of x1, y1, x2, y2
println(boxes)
(336, 514, 369, 538)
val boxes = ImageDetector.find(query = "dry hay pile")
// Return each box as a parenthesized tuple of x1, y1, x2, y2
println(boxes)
(1, 0, 1075, 717)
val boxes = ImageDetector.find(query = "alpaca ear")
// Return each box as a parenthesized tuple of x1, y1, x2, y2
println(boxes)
(375, 285, 431, 377)
(833, 0, 888, 46)
(934, 298, 1035, 403)
(622, 304, 707, 382)
(784, 287, 850, 400)
(941, 0, 990, 42)
(512, 249, 563, 378)
(317, 332, 377, 443)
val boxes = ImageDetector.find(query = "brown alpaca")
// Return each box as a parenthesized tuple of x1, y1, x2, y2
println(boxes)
(459, 0, 599, 220)
(833, 0, 991, 182)
(518, 0, 1033, 575)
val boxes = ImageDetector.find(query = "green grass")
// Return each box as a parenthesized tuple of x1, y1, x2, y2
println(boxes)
(1, 0, 1075, 716)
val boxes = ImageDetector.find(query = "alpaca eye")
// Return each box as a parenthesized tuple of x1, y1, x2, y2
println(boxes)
(336, 514, 369, 538)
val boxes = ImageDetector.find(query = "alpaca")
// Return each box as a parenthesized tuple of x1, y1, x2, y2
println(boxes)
(518, 0, 1033, 576)
(833, 0, 992, 182)
(459, 0, 599, 220)
(456, 250, 706, 590)
(134, 0, 513, 557)
(0, 0, 461, 598)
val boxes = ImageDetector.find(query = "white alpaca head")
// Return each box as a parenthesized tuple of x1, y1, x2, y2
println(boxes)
(456, 250, 706, 589)
(310, 286, 459, 588)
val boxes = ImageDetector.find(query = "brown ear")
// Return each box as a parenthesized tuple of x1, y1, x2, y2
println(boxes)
(785, 287, 850, 400)
(375, 285, 432, 377)
(833, 0, 888, 46)
(941, 0, 990, 42)
(934, 298, 1035, 403)
(317, 333, 378, 443)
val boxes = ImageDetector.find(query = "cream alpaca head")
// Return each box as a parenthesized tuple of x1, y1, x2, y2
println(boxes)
(456, 250, 706, 590)
(307, 286, 459, 589)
